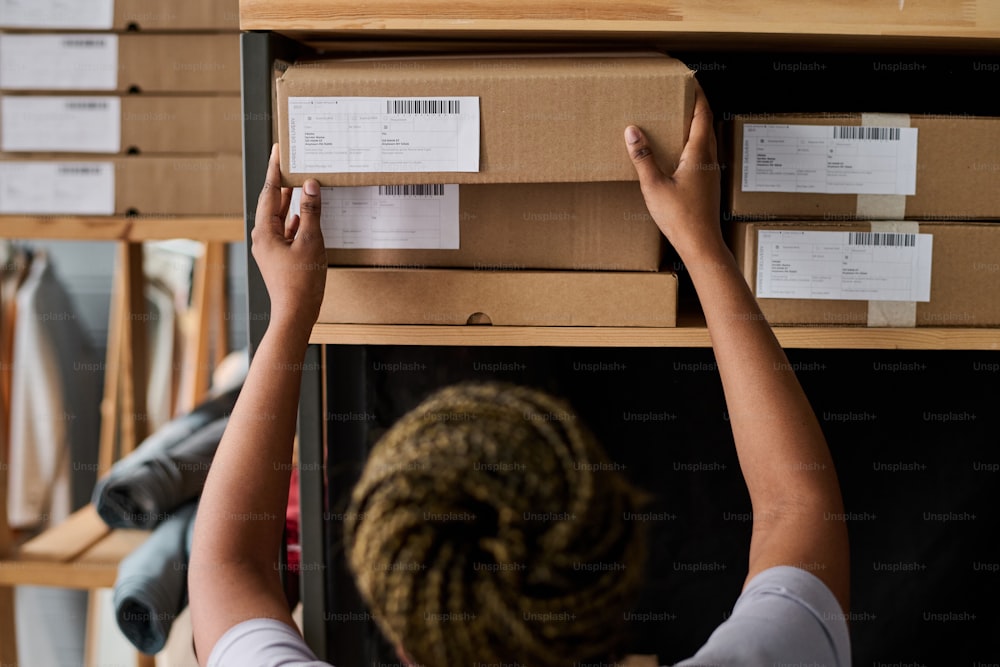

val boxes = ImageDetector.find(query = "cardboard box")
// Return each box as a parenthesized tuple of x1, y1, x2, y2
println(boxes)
(728, 114, 1000, 220)
(0, 155, 243, 216)
(324, 182, 663, 271)
(0, 34, 241, 93)
(1, 95, 242, 154)
(276, 53, 695, 187)
(730, 221, 1000, 326)
(318, 268, 678, 327)
(0, 0, 238, 30)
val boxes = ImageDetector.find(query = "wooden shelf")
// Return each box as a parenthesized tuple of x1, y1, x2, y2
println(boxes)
(310, 323, 1000, 350)
(0, 506, 149, 589)
(241, 0, 1000, 50)
(0, 216, 245, 242)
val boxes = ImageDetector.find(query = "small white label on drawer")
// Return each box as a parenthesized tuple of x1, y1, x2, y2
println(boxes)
(742, 124, 918, 195)
(1, 96, 121, 152)
(756, 230, 932, 302)
(290, 184, 459, 249)
(0, 0, 114, 29)
(0, 34, 118, 90)
(0, 162, 115, 215)
(287, 96, 480, 173)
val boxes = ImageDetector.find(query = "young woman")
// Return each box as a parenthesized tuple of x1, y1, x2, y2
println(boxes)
(189, 85, 851, 667)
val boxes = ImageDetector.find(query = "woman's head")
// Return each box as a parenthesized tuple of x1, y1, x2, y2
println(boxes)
(345, 382, 648, 667)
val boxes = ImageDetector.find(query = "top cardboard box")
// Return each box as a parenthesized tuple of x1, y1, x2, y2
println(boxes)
(728, 113, 1000, 221)
(277, 53, 695, 187)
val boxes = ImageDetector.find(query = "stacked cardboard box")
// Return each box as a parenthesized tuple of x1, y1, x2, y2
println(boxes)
(725, 113, 1000, 326)
(277, 53, 695, 327)
(0, 0, 242, 217)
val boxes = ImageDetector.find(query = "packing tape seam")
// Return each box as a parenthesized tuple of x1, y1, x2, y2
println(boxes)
(867, 220, 919, 328)
(856, 113, 911, 220)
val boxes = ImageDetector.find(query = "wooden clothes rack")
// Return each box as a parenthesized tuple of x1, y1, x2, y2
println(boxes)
(0, 222, 240, 666)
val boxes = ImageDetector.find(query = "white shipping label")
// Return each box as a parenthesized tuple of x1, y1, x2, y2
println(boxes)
(0, 0, 114, 29)
(0, 34, 118, 90)
(742, 124, 918, 195)
(287, 97, 480, 173)
(756, 230, 932, 302)
(290, 184, 459, 249)
(1, 96, 121, 152)
(0, 162, 115, 215)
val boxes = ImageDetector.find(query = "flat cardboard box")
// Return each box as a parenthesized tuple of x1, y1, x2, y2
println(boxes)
(0, 0, 238, 30)
(118, 34, 241, 94)
(121, 96, 242, 153)
(318, 268, 678, 327)
(728, 114, 1000, 220)
(1, 95, 242, 154)
(114, 0, 239, 30)
(325, 182, 663, 271)
(0, 155, 243, 216)
(277, 53, 695, 187)
(731, 221, 1000, 326)
(0, 34, 241, 94)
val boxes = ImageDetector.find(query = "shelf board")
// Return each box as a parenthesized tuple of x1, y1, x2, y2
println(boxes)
(309, 323, 1000, 350)
(241, 0, 1000, 50)
(0, 216, 245, 242)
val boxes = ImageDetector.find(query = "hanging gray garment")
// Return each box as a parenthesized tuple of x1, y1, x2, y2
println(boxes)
(93, 387, 239, 529)
(113, 501, 198, 655)
(8, 251, 101, 528)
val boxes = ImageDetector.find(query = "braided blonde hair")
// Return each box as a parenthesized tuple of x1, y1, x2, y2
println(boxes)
(344, 382, 649, 667)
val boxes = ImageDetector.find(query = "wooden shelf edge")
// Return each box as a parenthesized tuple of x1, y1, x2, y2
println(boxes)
(309, 324, 1000, 350)
(242, 19, 1000, 44)
(0, 560, 120, 589)
(0, 216, 245, 242)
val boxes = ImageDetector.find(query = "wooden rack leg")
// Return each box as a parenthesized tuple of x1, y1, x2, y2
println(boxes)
(178, 242, 227, 413)
(0, 586, 16, 666)
(89, 242, 153, 667)
(97, 248, 127, 477)
(211, 244, 230, 381)
(0, 309, 16, 666)
(117, 242, 150, 458)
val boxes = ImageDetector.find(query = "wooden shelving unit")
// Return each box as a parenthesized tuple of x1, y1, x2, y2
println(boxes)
(239, 2, 1000, 662)
(0, 216, 244, 242)
(241, 0, 1000, 50)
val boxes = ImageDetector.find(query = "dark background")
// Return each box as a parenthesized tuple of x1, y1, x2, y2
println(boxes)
(320, 50, 1000, 666)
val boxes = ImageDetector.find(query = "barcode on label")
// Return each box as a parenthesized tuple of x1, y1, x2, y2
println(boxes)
(65, 101, 109, 110)
(378, 185, 446, 196)
(61, 39, 106, 48)
(848, 232, 916, 247)
(386, 99, 461, 115)
(57, 166, 102, 175)
(834, 126, 901, 141)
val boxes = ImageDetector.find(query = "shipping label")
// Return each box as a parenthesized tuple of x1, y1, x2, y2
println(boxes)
(1, 96, 121, 152)
(291, 184, 459, 249)
(756, 230, 932, 302)
(287, 96, 480, 173)
(742, 124, 918, 195)
(0, 0, 114, 29)
(0, 162, 115, 215)
(0, 34, 118, 90)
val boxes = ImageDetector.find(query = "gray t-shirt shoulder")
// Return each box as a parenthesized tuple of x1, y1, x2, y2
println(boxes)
(207, 565, 850, 667)
(672, 565, 851, 667)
